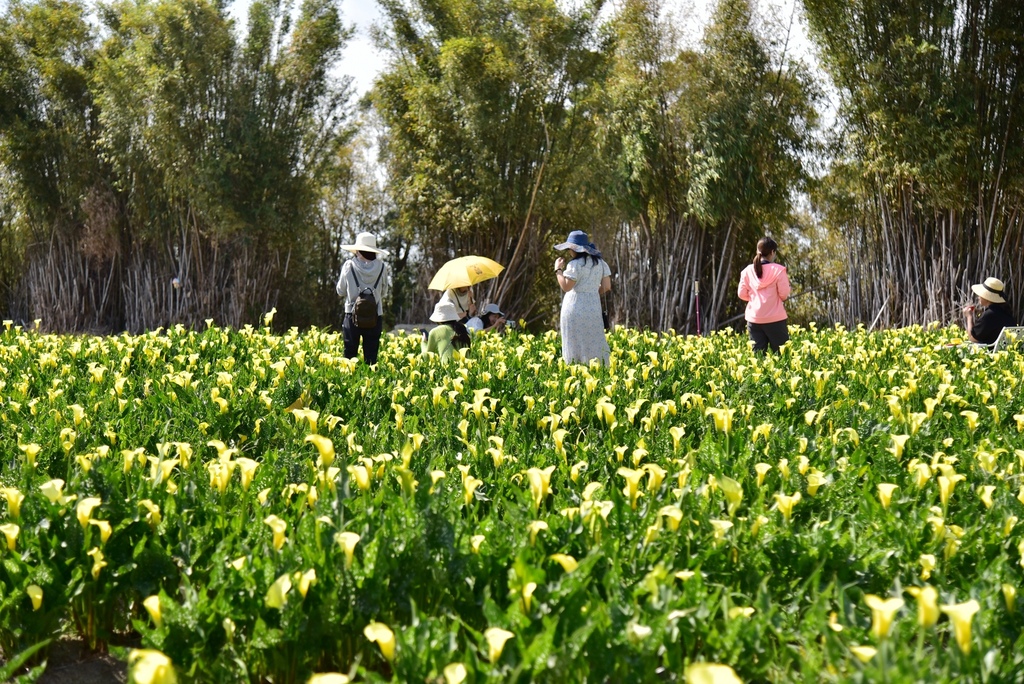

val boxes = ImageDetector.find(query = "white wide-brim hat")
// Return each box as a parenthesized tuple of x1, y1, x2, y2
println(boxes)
(972, 277, 1006, 304)
(480, 303, 504, 317)
(341, 232, 389, 256)
(430, 300, 460, 323)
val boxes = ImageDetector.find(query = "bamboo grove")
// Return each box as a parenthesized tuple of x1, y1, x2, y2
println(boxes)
(2, 0, 1023, 333)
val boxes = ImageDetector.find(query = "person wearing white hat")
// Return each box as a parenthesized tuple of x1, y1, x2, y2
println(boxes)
(422, 300, 471, 362)
(466, 302, 507, 334)
(439, 286, 476, 322)
(964, 276, 1016, 345)
(336, 232, 390, 364)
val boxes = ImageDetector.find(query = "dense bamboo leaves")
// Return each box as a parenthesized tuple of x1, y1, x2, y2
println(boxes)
(373, 0, 612, 323)
(604, 0, 818, 332)
(0, 0, 358, 332)
(804, 0, 1024, 326)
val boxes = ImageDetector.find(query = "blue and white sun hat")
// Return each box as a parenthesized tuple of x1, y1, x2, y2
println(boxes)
(554, 230, 601, 257)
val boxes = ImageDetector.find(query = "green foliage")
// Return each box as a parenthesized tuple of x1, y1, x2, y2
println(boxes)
(804, 0, 1024, 326)
(1, 321, 1024, 681)
(372, 0, 612, 323)
(0, 0, 358, 331)
(601, 0, 819, 331)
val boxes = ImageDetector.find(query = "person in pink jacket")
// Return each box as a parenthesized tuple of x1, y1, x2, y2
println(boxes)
(737, 236, 791, 353)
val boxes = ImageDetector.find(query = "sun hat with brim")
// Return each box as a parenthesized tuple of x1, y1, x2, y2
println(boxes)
(554, 230, 600, 256)
(481, 303, 504, 317)
(972, 277, 1006, 304)
(341, 232, 389, 256)
(430, 300, 460, 323)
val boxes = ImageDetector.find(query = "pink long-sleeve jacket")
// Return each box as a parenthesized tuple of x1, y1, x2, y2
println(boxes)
(737, 262, 791, 324)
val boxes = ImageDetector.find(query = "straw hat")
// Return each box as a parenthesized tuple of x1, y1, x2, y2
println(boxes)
(430, 300, 460, 323)
(341, 232, 389, 256)
(972, 277, 1006, 304)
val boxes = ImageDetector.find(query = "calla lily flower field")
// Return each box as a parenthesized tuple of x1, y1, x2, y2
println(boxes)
(1, 317, 1023, 683)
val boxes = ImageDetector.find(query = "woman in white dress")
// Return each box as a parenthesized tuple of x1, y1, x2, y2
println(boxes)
(554, 231, 612, 364)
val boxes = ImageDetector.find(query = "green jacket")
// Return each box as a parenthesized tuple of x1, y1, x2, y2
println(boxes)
(423, 325, 457, 362)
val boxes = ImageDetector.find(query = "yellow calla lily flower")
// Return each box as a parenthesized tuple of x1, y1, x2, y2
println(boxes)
(705, 407, 735, 434)
(919, 553, 937, 581)
(0, 523, 19, 551)
(143, 595, 163, 628)
(265, 573, 292, 609)
(669, 426, 686, 451)
(90, 519, 112, 545)
(773, 492, 801, 524)
(527, 520, 548, 546)
(685, 662, 743, 684)
(658, 505, 683, 532)
(308, 674, 350, 684)
(709, 519, 733, 544)
(27, 584, 43, 611)
(549, 553, 578, 573)
(463, 475, 483, 506)
(39, 479, 70, 505)
(979, 485, 995, 509)
(617, 467, 645, 509)
(347, 465, 371, 492)
(877, 483, 898, 510)
(263, 515, 287, 551)
(236, 458, 259, 490)
(297, 569, 317, 598)
(849, 645, 877, 663)
(754, 463, 771, 488)
(905, 585, 939, 627)
(526, 466, 556, 511)
(940, 599, 980, 654)
(483, 627, 514, 663)
(864, 594, 903, 641)
(0, 487, 24, 518)
(18, 442, 41, 467)
(888, 434, 910, 460)
(305, 434, 335, 468)
(128, 649, 177, 684)
(334, 531, 360, 569)
(718, 476, 743, 515)
(442, 663, 467, 684)
(1002, 584, 1016, 613)
(87, 547, 107, 580)
(364, 621, 396, 661)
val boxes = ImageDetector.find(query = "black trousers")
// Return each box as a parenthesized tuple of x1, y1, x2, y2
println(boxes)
(747, 320, 789, 353)
(343, 313, 383, 364)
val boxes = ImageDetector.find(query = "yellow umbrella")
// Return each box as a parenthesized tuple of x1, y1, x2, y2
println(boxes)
(427, 256, 505, 291)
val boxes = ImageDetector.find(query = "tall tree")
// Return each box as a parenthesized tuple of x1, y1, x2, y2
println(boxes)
(1, 0, 358, 331)
(0, 0, 117, 330)
(604, 0, 818, 331)
(372, 0, 611, 324)
(94, 0, 357, 330)
(804, 0, 1024, 326)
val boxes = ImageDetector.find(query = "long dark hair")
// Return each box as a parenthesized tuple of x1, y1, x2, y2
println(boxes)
(753, 236, 778, 278)
(446, 321, 471, 349)
(572, 251, 601, 266)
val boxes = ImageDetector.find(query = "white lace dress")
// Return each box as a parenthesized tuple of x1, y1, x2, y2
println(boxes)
(559, 257, 611, 364)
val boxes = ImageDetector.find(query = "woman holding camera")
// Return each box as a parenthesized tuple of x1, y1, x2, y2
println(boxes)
(554, 230, 612, 365)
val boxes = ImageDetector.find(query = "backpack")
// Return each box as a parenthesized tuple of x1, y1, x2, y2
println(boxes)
(350, 266, 384, 329)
